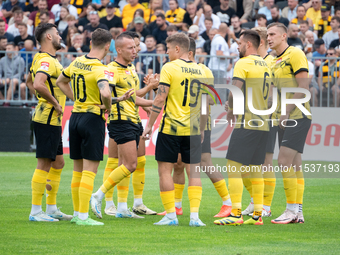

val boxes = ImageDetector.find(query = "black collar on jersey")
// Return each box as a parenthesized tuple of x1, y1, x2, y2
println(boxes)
(39, 51, 56, 58)
(250, 54, 260, 57)
(85, 54, 100, 61)
(114, 60, 128, 69)
(264, 54, 269, 59)
(276, 46, 290, 58)
(179, 58, 193, 63)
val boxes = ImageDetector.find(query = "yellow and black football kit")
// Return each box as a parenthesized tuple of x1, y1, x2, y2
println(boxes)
(63, 55, 111, 161)
(165, 7, 186, 24)
(107, 61, 143, 146)
(156, 59, 205, 164)
(226, 54, 271, 166)
(272, 46, 312, 153)
(31, 52, 65, 160)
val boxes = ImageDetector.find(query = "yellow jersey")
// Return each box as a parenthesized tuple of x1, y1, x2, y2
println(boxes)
(122, 3, 145, 29)
(31, 52, 65, 126)
(159, 59, 205, 136)
(63, 55, 112, 121)
(144, 9, 156, 24)
(272, 46, 311, 120)
(233, 54, 271, 131)
(306, 8, 321, 28)
(107, 61, 140, 124)
(165, 8, 186, 24)
(198, 63, 214, 131)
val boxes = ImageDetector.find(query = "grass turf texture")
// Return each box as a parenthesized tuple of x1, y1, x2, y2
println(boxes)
(1, 152, 339, 254)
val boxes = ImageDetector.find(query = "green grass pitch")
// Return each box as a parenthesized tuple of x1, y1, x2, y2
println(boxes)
(1, 152, 339, 254)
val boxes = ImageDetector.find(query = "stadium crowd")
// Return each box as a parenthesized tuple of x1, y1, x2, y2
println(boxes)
(0, 0, 340, 106)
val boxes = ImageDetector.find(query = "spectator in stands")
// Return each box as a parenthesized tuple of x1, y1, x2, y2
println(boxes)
(144, 0, 162, 25)
(313, 38, 327, 70)
(152, 13, 168, 44)
(28, 0, 55, 28)
(307, 57, 318, 106)
(258, 0, 274, 21)
(51, 0, 78, 21)
(336, 7, 340, 18)
(19, 39, 35, 64)
(7, 9, 28, 38)
(200, 17, 212, 40)
(166, 25, 178, 38)
(97, 0, 116, 18)
(229, 0, 253, 23)
(318, 48, 340, 107)
(122, 0, 145, 29)
(267, 5, 289, 27)
(68, 33, 89, 59)
(70, 0, 89, 19)
(194, 4, 221, 35)
(83, 12, 108, 46)
(2, 0, 25, 22)
(8, 6, 28, 27)
(65, 25, 78, 48)
(306, 0, 322, 26)
(14, 23, 36, 46)
(131, 16, 150, 42)
(137, 35, 156, 75)
(148, 7, 164, 33)
(329, 26, 340, 53)
(182, 1, 197, 27)
(299, 20, 316, 40)
(99, 2, 123, 31)
(55, 7, 70, 34)
(213, 0, 236, 26)
(165, 0, 186, 29)
(109, 27, 121, 55)
(229, 15, 244, 41)
(126, 8, 144, 31)
(39, 11, 51, 26)
(287, 24, 304, 49)
(323, 16, 340, 49)
(203, 28, 217, 56)
(0, 42, 25, 103)
(316, 4, 332, 39)
(304, 30, 316, 53)
(77, 3, 96, 32)
(291, 5, 313, 28)
(256, 14, 267, 28)
(208, 23, 229, 102)
(282, 0, 298, 21)
(0, 36, 7, 58)
(25, 0, 39, 17)
(188, 25, 205, 48)
(195, 47, 206, 64)
(0, 20, 14, 42)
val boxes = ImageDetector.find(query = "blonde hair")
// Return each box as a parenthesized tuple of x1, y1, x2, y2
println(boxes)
(252, 26, 268, 47)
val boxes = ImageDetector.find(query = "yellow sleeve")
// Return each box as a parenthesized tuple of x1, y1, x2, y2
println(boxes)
(35, 57, 56, 78)
(233, 59, 248, 82)
(290, 48, 309, 75)
(159, 63, 172, 87)
(62, 62, 72, 78)
(96, 66, 110, 84)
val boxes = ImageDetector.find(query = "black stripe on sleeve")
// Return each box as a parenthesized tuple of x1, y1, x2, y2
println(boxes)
(294, 68, 309, 76)
(36, 70, 51, 78)
(97, 79, 108, 84)
(232, 77, 245, 83)
(62, 71, 70, 79)
(159, 82, 170, 87)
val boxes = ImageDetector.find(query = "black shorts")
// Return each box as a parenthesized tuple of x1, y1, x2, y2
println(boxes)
(226, 128, 269, 166)
(33, 121, 63, 161)
(278, 118, 311, 153)
(265, 125, 278, 154)
(69, 113, 105, 161)
(202, 130, 211, 154)
(108, 120, 141, 147)
(156, 132, 201, 164)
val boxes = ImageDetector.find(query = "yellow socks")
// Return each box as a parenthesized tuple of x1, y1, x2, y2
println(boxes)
(132, 156, 146, 201)
(117, 175, 131, 203)
(263, 171, 276, 208)
(188, 186, 202, 213)
(250, 165, 264, 214)
(174, 183, 185, 208)
(46, 167, 62, 206)
(227, 160, 243, 216)
(31, 169, 48, 206)
(71, 171, 82, 213)
(79, 170, 96, 214)
(160, 190, 176, 214)
(296, 170, 304, 212)
(100, 164, 131, 193)
(282, 167, 297, 210)
(241, 172, 252, 197)
(103, 158, 118, 202)
(212, 179, 230, 202)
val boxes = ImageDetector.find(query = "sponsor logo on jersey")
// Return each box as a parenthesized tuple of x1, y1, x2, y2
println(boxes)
(104, 71, 114, 81)
(276, 58, 282, 64)
(125, 70, 131, 75)
(40, 62, 50, 71)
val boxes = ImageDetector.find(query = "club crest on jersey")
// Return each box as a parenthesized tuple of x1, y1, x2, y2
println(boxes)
(104, 71, 114, 81)
(276, 58, 282, 64)
(40, 62, 49, 71)
(125, 70, 131, 75)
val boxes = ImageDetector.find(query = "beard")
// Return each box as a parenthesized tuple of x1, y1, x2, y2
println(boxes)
(52, 38, 62, 51)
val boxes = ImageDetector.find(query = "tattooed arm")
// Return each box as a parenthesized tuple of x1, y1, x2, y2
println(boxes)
(97, 80, 112, 112)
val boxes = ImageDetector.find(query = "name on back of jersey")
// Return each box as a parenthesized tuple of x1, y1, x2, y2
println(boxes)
(181, 66, 202, 75)
(73, 60, 93, 71)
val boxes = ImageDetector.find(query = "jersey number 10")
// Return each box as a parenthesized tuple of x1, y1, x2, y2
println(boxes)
(72, 73, 87, 102)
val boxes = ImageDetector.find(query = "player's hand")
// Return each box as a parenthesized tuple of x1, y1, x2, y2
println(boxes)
(96, 104, 111, 114)
(224, 101, 229, 111)
(201, 131, 205, 143)
(142, 126, 152, 140)
(119, 89, 134, 102)
(142, 106, 152, 117)
(226, 109, 235, 125)
(54, 103, 63, 116)
(149, 74, 159, 89)
(279, 114, 288, 129)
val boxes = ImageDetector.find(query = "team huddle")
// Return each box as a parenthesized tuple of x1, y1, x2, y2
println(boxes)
(28, 21, 311, 227)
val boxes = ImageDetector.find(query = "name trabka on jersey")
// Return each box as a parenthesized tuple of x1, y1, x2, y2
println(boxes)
(62, 55, 112, 120)
(31, 52, 65, 126)
(107, 61, 140, 124)
(272, 46, 312, 120)
(232, 54, 272, 131)
(198, 63, 214, 131)
(159, 59, 205, 136)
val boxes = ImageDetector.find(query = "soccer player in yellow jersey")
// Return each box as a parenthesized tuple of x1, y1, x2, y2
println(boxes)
(158, 38, 233, 218)
(267, 23, 311, 224)
(99, 31, 157, 218)
(241, 27, 277, 218)
(90, 33, 154, 219)
(214, 30, 271, 226)
(28, 23, 72, 222)
(143, 33, 208, 227)
(56, 28, 113, 226)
